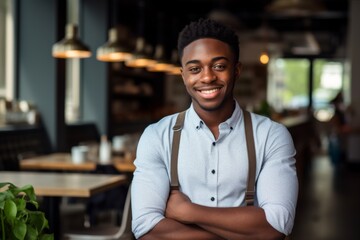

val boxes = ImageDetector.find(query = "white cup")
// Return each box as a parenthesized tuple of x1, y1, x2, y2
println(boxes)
(112, 135, 128, 152)
(71, 146, 89, 164)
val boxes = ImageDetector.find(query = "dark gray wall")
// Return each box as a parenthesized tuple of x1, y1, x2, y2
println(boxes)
(18, 0, 58, 150)
(81, 0, 108, 136)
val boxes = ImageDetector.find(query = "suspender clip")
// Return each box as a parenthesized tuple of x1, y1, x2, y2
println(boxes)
(245, 190, 255, 206)
(172, 125, 182, 131)
(170, 185, 179, 191)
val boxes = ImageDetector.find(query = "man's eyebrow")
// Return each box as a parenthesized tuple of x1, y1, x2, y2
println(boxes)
(184, 59, 200, 66)
(184, 56, 229, 66)
(212, 56, 229, 62)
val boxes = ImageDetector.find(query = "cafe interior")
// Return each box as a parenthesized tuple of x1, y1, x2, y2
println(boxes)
(1, 0, 360, 239)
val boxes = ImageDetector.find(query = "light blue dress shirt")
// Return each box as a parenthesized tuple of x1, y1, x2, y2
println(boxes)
(131, 101, 298, 238)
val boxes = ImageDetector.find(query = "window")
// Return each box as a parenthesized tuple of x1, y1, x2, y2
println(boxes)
(312, 59, 345, 121)
(313, 59, 344, 103)
(267, 58, 310, 112)
(267, 57, 347, 122)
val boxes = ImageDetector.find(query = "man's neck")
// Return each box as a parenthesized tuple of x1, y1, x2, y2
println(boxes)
(193, 100, 235, 139)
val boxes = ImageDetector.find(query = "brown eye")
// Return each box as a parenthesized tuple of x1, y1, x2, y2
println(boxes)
(189, 66, 201, 73)
(213, 64, 226, 71)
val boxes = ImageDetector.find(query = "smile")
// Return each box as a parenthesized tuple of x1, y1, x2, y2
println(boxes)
(198, 88, 221, 94)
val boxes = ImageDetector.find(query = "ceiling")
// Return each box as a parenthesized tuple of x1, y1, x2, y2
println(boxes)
(114, 0, 349, 58)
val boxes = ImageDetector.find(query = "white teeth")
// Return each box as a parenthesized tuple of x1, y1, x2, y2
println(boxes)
(201, 88, 219, 94)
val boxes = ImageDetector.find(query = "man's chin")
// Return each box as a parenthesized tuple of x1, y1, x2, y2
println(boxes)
(198, 102, 223, 112)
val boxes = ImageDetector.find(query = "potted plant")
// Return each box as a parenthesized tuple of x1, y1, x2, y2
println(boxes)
(0, 182, 53, 240)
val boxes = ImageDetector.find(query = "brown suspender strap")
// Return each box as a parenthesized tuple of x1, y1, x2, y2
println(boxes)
(170, 110, 256, 207)
(243, 110, 256, 206)
(170, 111, 186, 190)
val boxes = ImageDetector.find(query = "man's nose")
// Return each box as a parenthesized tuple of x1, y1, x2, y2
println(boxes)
(201, 67, 216, 83)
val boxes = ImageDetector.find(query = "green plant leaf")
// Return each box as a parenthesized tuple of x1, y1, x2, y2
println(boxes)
(13, 185, 36, 202)
(28, 211, 48, 232)
(13, 219, 27, 240)
(17, 208, 29, 224)
(39, 233, 54, 240)
(14, 198, 26, 211)
(0, 182, 15, 189)
(26, 225, 38, 240)
(4, 199, 17, 224)
(0, 182, 53, 239)
(0, 190, 15, 207)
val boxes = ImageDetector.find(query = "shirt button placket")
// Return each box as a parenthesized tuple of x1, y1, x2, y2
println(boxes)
(210, 140, 217, 206)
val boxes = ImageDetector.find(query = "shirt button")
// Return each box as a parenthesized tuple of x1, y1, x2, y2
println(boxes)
(196, 126, 200, 130)
(211, 197, 215, 201)
(212, 142, 216, 146)
(211, 169, 215, 174)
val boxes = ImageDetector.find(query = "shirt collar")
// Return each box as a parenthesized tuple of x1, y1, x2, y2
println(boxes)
(187, 100, 243, 130)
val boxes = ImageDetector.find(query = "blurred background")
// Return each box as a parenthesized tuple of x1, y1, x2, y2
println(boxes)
(1, 0, 360, 239)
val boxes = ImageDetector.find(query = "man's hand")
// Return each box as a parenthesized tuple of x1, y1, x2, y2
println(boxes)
(165, 190, 193, 223)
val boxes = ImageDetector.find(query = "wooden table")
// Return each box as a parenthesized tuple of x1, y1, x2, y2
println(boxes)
(20, 153, 136, 172)
(0, 171, 127, 239)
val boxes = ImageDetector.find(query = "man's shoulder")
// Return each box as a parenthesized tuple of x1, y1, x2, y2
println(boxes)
(146, 111, 184, 131)
(249, 112, 274, 125)
(250, 112, 288, 133)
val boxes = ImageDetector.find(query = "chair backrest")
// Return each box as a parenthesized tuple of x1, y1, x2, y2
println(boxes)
(64, 184, 134, 240)
(0, 124, 50, 170)
(65, 122, 100, 152)
(114, 183, 133, 239)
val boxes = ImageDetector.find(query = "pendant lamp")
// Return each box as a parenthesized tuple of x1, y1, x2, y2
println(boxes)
(146, 12, 173, 72)
(147, 44, 174, 72)
(97, 26, 133, 62)
(52, 23, 91, 59)
(125, 0, 156, 68)
(125, 37, 156, 68)
(267, 0, 325, 16)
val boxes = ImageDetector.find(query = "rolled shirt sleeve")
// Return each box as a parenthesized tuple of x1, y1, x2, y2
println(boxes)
(255, 120, 298, 235)
(131, 122, 172, 239)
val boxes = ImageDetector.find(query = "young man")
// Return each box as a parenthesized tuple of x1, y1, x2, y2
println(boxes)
(131, 18, 298, 240)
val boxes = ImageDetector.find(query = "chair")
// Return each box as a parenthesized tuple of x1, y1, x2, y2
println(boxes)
(64, 184, 134, 240)
(0, 124, 51, 171)
(65, 122, 100, 152)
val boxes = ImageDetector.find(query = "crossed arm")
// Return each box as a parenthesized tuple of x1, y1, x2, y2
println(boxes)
(139, 190, 285, 240)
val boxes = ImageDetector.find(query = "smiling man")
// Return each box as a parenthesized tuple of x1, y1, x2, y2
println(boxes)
(131, 18, 298, 240)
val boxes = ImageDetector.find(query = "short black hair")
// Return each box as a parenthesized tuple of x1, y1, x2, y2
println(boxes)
(177, 18, 239, 63)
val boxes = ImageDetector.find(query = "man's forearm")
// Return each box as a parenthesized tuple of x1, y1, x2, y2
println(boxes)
(172, 204, 284, 240)
(139, 218, 224, 240)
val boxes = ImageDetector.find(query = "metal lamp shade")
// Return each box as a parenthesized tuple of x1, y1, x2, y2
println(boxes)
(97, 27, 133, 62)
(125, 37, 156, 68)
(52, 24, 91, 59)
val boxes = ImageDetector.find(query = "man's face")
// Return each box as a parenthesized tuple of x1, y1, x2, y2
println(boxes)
(180, 38, 241, 112)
